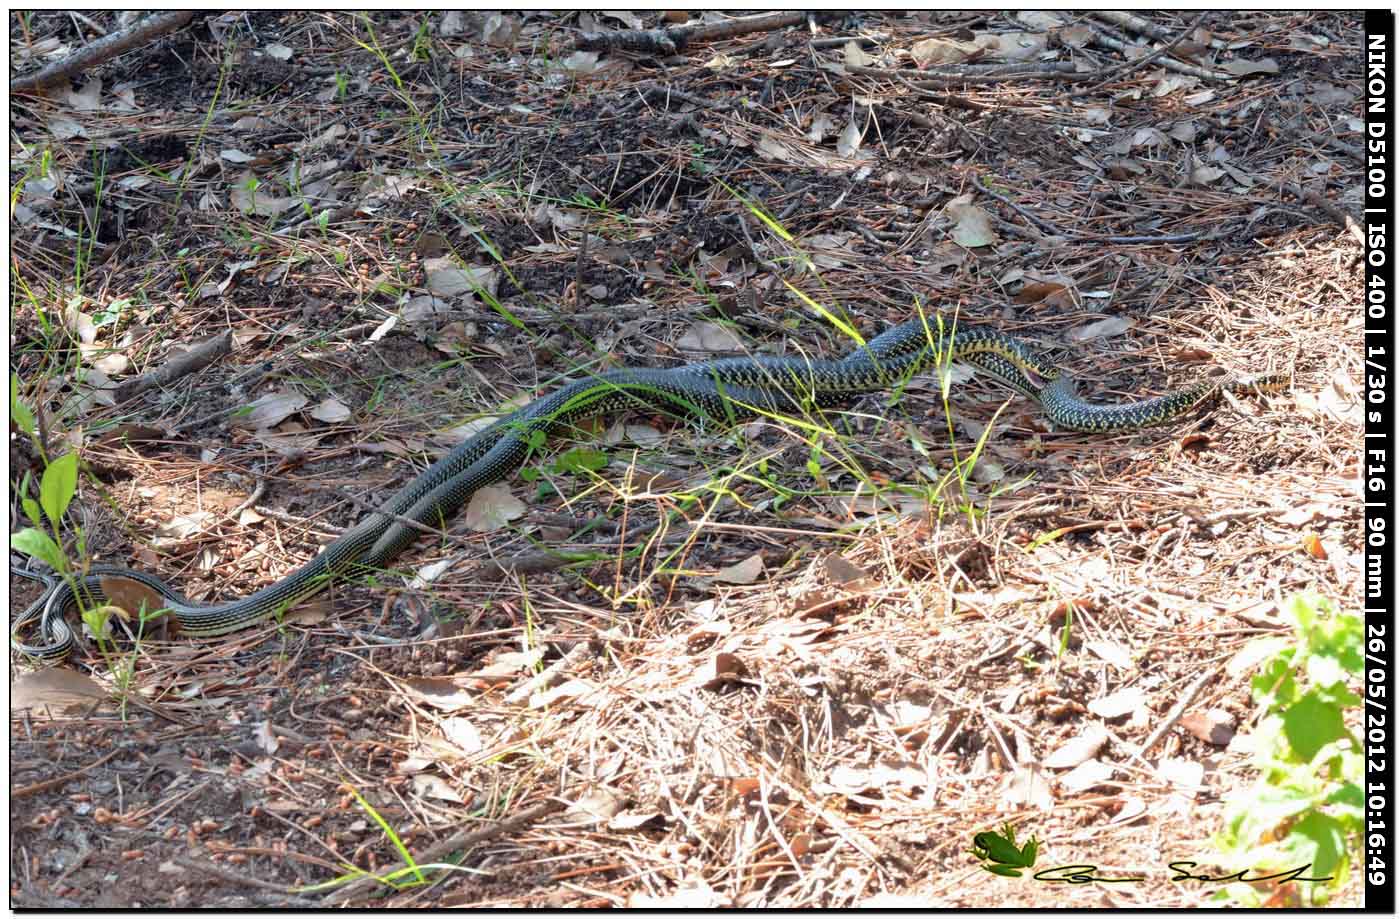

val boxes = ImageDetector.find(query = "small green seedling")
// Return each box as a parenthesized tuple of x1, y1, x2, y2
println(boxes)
(971, 822, 1040, 877)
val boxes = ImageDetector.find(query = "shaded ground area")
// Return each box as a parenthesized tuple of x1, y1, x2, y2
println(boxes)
(10, 11, 1363, 908)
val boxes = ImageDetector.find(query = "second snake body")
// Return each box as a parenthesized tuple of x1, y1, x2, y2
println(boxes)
(11, 317, 1283, 661)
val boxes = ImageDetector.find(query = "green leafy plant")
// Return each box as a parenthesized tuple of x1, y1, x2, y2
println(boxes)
(1212, 593, 1362, 906)
(12, 448, 79, 575)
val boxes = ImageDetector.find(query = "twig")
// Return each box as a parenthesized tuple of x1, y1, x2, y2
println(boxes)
(576, 11, 809, 56)
(1136, 665, 1221, 758)
(113, 330, 233, 404)
(976, 175, 1065, 238)
(809, 33, 889, 50)
(12, 749, 120, 798)
(1086, 20, 1230, 82)
(849, 61, 1090, 86)
(1280, 182, 1365, 247)
(67, 11, 109, 37)
(976, 175, 1208, 246)
(11, 10, 196, 94)
(171, 856, 321, 904)
(1070, 11, 1209, 98)
(504, 641, 592, 704)
(475, 550, 589, 581)
(1083, 231, 1206, 246)
(1092, 10, 1228, 51)
(574, 230, 588, 311)
(322, 798, 568, 904)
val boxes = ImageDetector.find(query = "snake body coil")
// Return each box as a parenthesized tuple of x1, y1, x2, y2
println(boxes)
(11, 318, 1283, 662)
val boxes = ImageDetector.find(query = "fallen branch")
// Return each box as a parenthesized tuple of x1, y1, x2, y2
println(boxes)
(1092, 10, 1229, 51)
(1280, 182, 1365, 247)
(1070, 11, 1209, 98)
(1086, 20, 1230, 82)
(849, 61, 1090, 86)
(113, 329, 232, 403)
(11, 10, 195, 94)
(575, 10, 809, 56)
(12, 749, 120, 798)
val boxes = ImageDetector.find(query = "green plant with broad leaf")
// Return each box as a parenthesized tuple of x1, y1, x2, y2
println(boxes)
(1212, 593, 1362, 906)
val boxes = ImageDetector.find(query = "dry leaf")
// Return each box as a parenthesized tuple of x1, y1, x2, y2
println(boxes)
(440, 717, 483, 755)
(676, 321, 744, 352)
(98, 575, 167, 618)
(1157, 757, 1205, 797)
(1084, 639, 1134, 670)
(236, 389, 307, 429)
(1087, 687, 1149, 720)
(1068, 316, 1136, 342)
(714, 553, 764, 584)
(946, 199, 999, 248)
(1043, 724, 1110, 769)
(1060, 759, 1115, 794)
(843, 40, 875, 69)
(12, 668, 107, 713)
(836, 118, 864, 158)
(628, 881, 726, 909)
(461, 484, 526, 532)
(823, 554, 869, 585)
(1222, 57, 1278, 76)
(806, 112, 836, 143)
(1190, 165, 1226, 186)
(1180, 709, 1235, 745)
(412, 773, 465, 802)
(818, 762, 927, 796)
(401, 677, 475, 711)
(701, 651, 749, 690)
(1005, 763, 1054, 810)
(155, 511, 214, 541)
(974, 30, 1047, 62)
(564, 788, 625, 825)
(426, 265, 498, 298)
(401, 296, 452, 323)
(433, 321, 475, 354)
(284, 595, 332, 626)
(309, 397, 352, 424)
(910, 37, 979, 67)
(253, 721, 280, 754)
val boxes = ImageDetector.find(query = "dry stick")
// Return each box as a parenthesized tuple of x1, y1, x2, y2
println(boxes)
(848, 61, 1089, 86)
(1280, 181, 1366, 247)
(975, 175, 1206, 246)
(1070, 11, 1209, 99)
(1092, 10, 1229, 51)
(809, 33, 889, 49)
(1086, 21, 1230, 82)
(1136, 664, 1221, 759)
(975, 176, 1064, 238)
(322, 798, 568, 905)
(12, 748, 120, 798)
(503, 641, 592, 704)
(11, 10, 195, 93)
(574, 230, 588, 311)
(575, 10, 808, 55)
(113, 330, 233, 403)
(170, 856, 321, 904)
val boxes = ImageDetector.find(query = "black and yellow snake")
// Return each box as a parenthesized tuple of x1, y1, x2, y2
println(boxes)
(11, 316, 1284, 662)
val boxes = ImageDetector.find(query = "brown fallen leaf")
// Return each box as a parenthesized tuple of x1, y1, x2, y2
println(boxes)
(12, 668, 108, 714)
(1180, 709, 1235, 746)
(714, 553, 764, 585)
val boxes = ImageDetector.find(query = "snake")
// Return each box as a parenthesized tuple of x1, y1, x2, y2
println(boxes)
(10, 317, 1285, 662)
